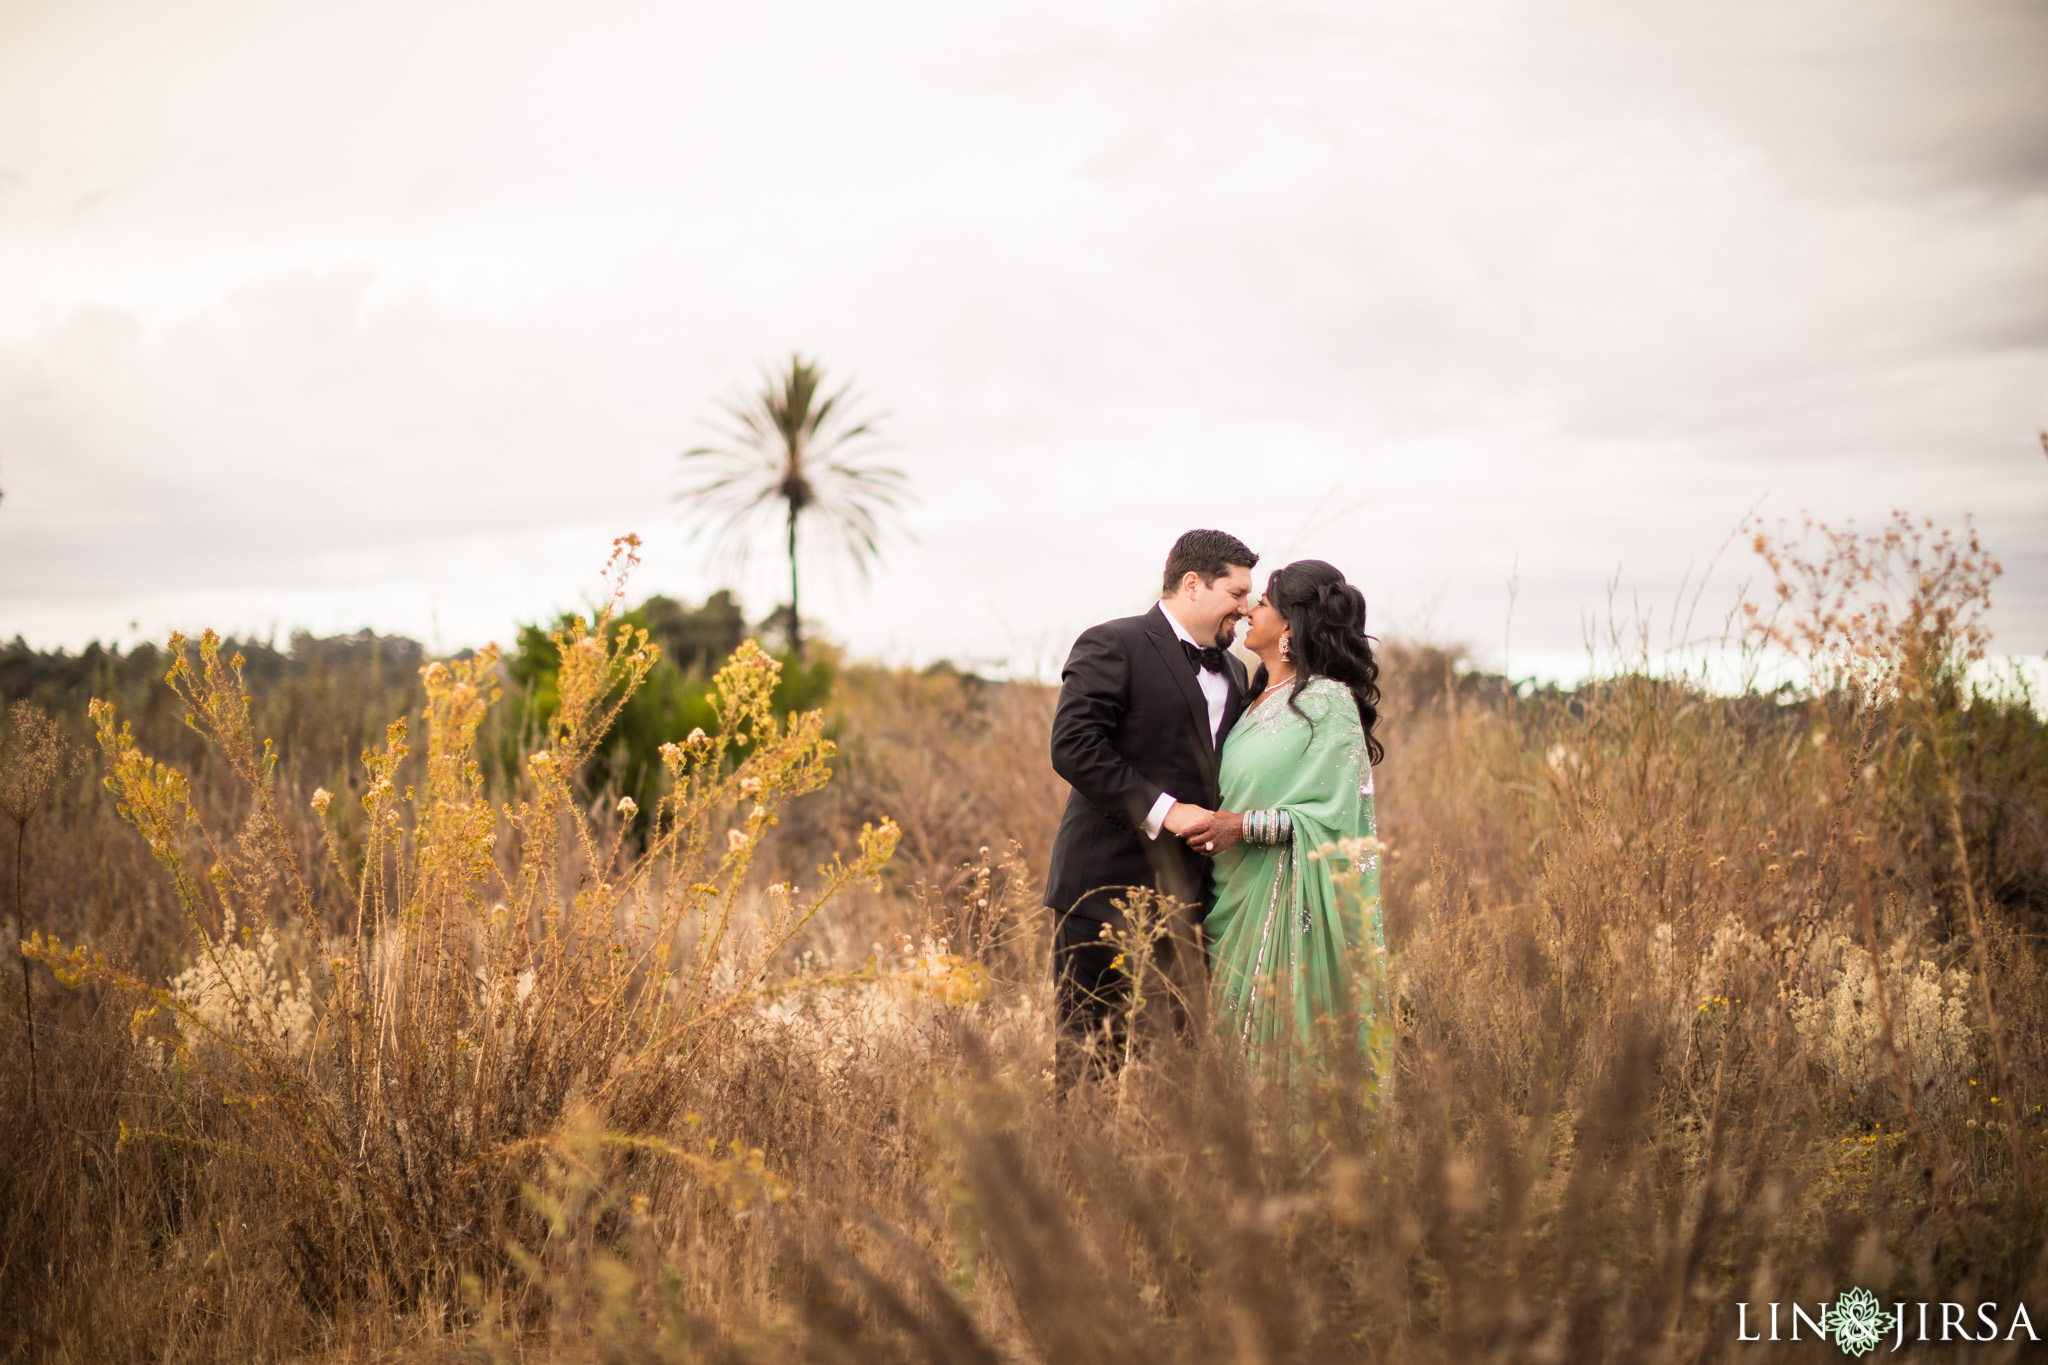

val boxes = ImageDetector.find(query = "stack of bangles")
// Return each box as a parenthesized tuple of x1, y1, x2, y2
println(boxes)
(1243, 808, 1293, 846)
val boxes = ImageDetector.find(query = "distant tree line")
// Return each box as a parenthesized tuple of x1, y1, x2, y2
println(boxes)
(0, 591, 832, 824)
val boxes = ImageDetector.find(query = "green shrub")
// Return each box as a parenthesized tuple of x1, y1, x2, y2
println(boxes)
(501, 590, 834, 825)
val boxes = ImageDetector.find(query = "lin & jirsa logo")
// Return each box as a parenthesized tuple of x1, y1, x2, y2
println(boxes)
(1736, 1287, 2039, 1353)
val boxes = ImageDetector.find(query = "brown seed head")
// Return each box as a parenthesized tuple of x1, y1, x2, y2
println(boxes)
(0, 700, 76, 827)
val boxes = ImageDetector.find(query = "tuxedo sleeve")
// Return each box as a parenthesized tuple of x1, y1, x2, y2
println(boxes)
(1050, 624, 1164, 832)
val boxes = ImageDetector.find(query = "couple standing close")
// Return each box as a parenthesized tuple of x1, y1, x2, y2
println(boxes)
(1044, 529, 1386, 1086)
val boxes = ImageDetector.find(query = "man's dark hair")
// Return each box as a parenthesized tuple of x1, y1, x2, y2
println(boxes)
(1160, 529, 1258, 596)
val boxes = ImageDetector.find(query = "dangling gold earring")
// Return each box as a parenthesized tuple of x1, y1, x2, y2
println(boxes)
(1279, 633, 1292, 661)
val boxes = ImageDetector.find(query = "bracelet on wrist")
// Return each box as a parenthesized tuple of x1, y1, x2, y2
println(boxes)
(1244, 808, 1292, 846)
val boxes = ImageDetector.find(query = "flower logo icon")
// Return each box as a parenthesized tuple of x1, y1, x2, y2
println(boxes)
(1830, 1286, 1886, 1357)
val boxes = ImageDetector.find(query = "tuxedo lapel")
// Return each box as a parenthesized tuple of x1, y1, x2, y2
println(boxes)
(1217, 654, 1248, 756)
(1142, 605, 1215, 765)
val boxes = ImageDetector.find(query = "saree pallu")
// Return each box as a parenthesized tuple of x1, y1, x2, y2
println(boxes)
(1205, 676, 1386, 1085)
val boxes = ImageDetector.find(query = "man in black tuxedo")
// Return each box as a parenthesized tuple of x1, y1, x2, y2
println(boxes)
(1044, 528, 1257, 1082)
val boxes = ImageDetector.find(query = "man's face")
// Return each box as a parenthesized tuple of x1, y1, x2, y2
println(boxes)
(1178, 563, 1255, 647)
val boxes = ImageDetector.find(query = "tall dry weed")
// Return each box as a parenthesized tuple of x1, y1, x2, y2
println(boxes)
(1, 699, 76, 1112)
(18, 537, 911, 1342)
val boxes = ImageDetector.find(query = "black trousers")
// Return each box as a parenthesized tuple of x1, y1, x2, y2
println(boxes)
(1051, 906, 1206, 1090)
(1053, 914, 1124, 1085)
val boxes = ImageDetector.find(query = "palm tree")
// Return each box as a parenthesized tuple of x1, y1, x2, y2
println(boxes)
(677, 355, 906, 660)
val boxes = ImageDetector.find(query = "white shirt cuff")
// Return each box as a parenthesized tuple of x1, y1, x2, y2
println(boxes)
(1143, 791, 1177, 840)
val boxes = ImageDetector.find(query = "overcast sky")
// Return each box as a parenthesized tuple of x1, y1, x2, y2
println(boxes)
(2, 0, 2044, 679)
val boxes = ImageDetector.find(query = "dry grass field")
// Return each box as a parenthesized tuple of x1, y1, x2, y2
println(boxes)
(2, 520, 2045, 1363)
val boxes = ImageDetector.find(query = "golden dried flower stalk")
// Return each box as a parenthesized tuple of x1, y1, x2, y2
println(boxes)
(31, 539, 898, 1303)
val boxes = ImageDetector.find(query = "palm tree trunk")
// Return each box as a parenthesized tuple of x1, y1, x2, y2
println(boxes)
(787, 502, 803, 661)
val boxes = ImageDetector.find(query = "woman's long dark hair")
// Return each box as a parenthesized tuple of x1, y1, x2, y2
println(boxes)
(1266, 559, 1384, 764)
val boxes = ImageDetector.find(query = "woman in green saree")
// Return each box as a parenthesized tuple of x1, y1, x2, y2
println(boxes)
(1180, 560, 1387, 1085)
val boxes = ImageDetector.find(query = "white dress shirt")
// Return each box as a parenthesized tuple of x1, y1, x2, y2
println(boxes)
(1142, 603, 1232, 840)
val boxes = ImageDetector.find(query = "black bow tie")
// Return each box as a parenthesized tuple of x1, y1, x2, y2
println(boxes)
(1181, 639, 1229, 675)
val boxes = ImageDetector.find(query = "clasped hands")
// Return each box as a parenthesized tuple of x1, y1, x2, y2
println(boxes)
(1163, 801, 1243, 857)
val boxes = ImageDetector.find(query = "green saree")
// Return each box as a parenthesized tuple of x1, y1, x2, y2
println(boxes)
(1205, 675, 1386, 1083)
